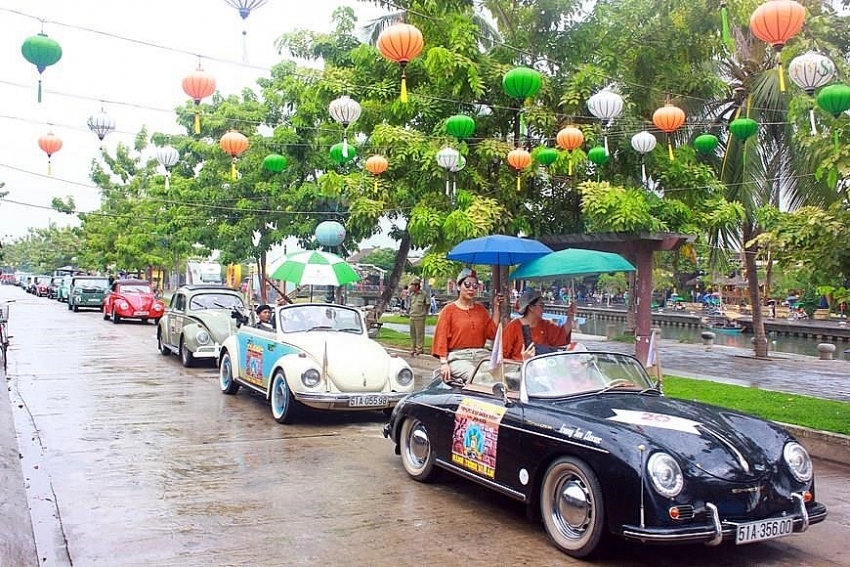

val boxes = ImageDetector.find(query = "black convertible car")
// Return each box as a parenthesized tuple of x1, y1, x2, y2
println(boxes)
(383, 350, 827, 559)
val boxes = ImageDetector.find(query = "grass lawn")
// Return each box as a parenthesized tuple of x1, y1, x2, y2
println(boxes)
(380, 314, 439, 326)
(374, 328, 849, 435)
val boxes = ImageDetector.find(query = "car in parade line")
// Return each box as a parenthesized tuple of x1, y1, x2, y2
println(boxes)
(157, 285, 246, 367)
(34, 275, 52, 297)
(68, 275, 110, 311)
(102, 279, 165, 324)
(218, 303, 415, 424)
(56, 275, 72, 303)
(382, 349, 827, 559)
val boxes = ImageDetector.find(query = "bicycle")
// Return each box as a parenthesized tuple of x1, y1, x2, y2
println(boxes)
(0, 300, 12, 372)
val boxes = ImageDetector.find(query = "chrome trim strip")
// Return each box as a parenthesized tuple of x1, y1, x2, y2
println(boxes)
(705, 502, 723, 546)
(792, 492, 809, 532)
(295, 391, 408, 404)
(621, 528, 720, 543)
(435, 458, 527, 502)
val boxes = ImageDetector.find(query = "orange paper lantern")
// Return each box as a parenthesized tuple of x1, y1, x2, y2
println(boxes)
(749, 0, 806, 92)
(182, 65, 216, 134)
(652, 103, 686, 160)
(219, 131, 249, 179)
(377, 23, 424, 103)
(556, 126, 584, 175)
(38, 132, 63, 175)
(364, 154, 389, 191)
(507, 148, 531, 191)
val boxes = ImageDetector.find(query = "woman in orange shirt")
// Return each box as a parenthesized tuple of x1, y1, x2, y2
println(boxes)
(432, 268, 503, 383)
(502, 289, 576, 361)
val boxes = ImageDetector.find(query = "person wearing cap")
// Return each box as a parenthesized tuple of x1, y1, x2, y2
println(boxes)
(407, 279, 428, 356)
(502, 288, 576, 361)
(255, 304, 275, 331)
(432, 268, 504, 383)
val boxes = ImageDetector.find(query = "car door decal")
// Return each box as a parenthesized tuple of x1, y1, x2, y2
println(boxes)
(245, 342, 264, 386)
(451, 398, 507, 479)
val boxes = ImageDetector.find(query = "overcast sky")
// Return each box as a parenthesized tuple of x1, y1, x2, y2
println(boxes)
(0, 0, 397, 253)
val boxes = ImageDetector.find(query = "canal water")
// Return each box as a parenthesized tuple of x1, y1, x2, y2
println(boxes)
(576, 314, 846, 358)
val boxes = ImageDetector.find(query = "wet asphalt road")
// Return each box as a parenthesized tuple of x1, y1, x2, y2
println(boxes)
(2, 287, 849, 566)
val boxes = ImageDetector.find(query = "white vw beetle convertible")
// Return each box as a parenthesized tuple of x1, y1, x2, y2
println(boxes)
(218, 303, 415, 424)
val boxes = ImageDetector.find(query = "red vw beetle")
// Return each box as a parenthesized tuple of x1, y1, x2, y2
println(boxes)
(102, 279, 165, 324)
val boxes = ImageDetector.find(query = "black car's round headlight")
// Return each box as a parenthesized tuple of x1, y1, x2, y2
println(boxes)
(783, 442, 812, 482)
(301, 369, 321, 388)
(396, 368, 413, 387)
(647, 452, 684, 498)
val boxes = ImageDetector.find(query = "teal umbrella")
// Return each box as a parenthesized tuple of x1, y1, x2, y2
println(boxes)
(268, 250, 360, 286)
(510, 248, 635, 280)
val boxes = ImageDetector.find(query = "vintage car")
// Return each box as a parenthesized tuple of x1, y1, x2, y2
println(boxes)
(383, 350, 827, 559)
(68, 275, 110, 311)
(157, 285, 245, 367)
(56, 275, 72, 303)
(102, 279, 165, 324)
(218, 303, 415, 424)
(34, 275, 52, 297)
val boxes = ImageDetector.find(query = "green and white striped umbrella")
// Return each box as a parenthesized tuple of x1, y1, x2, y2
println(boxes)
(268, 250, 360, 286)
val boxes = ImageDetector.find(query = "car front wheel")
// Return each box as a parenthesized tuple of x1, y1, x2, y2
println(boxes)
(102, 306, 109, 320)
(157, 331, 170, 356)
(112, 309, 121, 324)
(270, 371, 296, 424)
(400, 418, 437, 482)
(540, 457, 605, 558)
(180, 338, 195, 367)
(219, 352, 240, 394)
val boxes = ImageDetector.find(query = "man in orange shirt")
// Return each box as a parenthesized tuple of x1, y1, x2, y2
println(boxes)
(432, 268, 503, 383)
(502, 289, 576, 361)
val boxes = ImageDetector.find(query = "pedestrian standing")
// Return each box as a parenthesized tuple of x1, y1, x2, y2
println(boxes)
(407, 279, 428, 356)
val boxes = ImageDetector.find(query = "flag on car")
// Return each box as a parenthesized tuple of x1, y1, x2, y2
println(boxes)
(489, 323, 503, 371)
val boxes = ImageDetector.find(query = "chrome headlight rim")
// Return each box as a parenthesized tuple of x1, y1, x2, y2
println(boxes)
(195, 330, 211, 345)
(396, 367, 413, 387)
(783, 442, 813, 483)
(301, 368, 321, 388)
(119, 301, 130, 310)
(647, 452, 684, 498)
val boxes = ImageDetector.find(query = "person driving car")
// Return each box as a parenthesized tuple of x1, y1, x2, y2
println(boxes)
(255, 304, 275, 331)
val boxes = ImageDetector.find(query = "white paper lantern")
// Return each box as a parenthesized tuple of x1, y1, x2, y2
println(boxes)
(630, 131, 657, 186)
(156, 146, 180, 189)
(436, 147, 460, 197)
(87, 107, 115, 142)
(789, 51, 836, 134)
(587, 88, 624, 154)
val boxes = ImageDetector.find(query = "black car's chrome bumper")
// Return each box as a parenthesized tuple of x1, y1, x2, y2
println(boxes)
(621, 496, 827, 546)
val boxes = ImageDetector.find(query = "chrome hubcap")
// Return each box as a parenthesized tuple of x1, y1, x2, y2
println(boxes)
(555, 477, 591, 536)
(407, 425, 429, 467)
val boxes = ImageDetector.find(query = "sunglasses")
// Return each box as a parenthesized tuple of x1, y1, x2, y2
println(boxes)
(461, 280, 478, 289)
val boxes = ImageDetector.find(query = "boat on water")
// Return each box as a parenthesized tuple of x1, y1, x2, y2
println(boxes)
(703, 320, 745, 334)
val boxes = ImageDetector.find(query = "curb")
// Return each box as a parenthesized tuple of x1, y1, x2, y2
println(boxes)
(389, 348, 850, 467)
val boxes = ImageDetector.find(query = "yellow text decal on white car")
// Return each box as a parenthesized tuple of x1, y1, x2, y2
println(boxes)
(608, 409, 701, 434)
(451, 398, 507, 479)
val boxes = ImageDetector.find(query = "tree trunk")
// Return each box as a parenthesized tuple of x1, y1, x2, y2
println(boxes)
(625, 270, 637, 334)
(744, 227, 768, 358)
(375, 231, 412, 319)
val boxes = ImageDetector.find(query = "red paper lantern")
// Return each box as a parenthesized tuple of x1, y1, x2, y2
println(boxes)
(377, 23, 424, 103)
(182, 65, 216, 134)
(507, 148, 531, 191)
(219, 131, 249, 179)
(556, 126, 584, 175)
(38, 132, 62, 175)
(749, 0, 806, 91)
(652, 103, 687, 160)
(364, 154, 389, 191)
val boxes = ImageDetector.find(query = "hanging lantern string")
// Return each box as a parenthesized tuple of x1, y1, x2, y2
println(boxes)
(5, 4, 806, 112)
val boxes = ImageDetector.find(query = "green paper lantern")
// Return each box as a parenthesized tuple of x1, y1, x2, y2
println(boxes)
(535, 147, 559, 166)
(587, 146, 609, 166)
(729, 117, 758, 140)
(329, 143, 357, 164)
(262, 153, 287, 173)
(502, 67, 542, 100)
(816, 83, 850, 117)
(21, 33, 62, 103)
(445, 114, 476, 139)
(693, 133, 719, 154)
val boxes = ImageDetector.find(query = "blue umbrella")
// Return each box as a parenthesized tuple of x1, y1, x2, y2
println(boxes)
(510, 248, 635, 280)
(446, 235, 552, 266)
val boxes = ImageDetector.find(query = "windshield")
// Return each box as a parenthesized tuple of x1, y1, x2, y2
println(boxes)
(118, 284, 152, 294)
(74, 278, 109, 290)
(189, 293, 245, 310)
(524, 352, 655, 398)
(278, 305, 364, 334)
